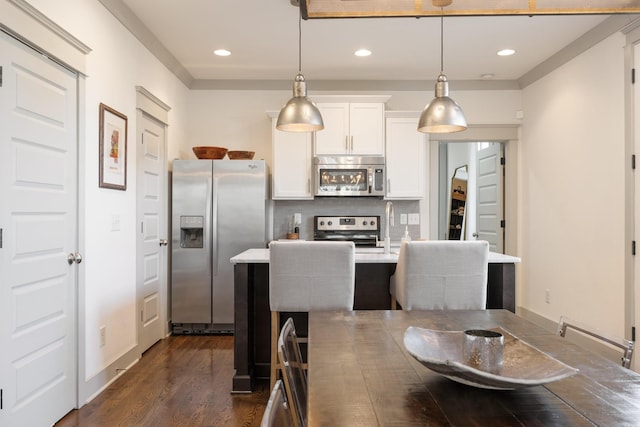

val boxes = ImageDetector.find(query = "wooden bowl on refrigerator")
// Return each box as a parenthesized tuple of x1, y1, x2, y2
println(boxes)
(192, 146, 228, 159)
(227, 150, 255, 160)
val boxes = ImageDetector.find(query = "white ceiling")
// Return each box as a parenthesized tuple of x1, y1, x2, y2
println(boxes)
(116, 0, 628, 84)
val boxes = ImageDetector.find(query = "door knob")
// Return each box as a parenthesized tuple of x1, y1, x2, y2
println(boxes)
(67, 252, 83, 265)
(159, 239, 169, 247)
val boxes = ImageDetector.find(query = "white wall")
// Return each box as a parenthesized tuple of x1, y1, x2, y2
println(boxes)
(18, 0, 190, 403)
(519, 32, 627, 336)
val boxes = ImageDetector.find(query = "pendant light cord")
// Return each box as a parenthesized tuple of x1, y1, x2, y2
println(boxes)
(439, 12, 444, 73)
(298, 8, 302, 73)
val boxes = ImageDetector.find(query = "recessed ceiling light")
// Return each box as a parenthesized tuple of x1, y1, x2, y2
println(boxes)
(355, 49, 372, 57)
(497, 49, 515, 57)
(214, 49, 231, 57)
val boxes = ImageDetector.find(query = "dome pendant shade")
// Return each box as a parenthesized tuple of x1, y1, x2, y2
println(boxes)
(276, 73, 324, 132)
(418, 72, 467, 133)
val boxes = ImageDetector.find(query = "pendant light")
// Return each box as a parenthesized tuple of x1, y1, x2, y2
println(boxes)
(417, 13, 467, 134)
(276, 6, 324, 132)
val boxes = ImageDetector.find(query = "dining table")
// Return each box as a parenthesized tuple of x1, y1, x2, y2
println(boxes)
(307, 309, 640, 426)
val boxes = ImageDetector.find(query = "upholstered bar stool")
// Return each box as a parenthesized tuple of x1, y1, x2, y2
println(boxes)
(269, 240, 355, 389)
(390, 240, 489, 310)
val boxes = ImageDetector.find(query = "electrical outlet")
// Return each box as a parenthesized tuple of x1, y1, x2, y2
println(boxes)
(100, 326, 106, 347)
(408, 213, 420, 225)
(400, 214, 407, 225)
(294, 213, 302, 225)
(545, 289, 551, 304)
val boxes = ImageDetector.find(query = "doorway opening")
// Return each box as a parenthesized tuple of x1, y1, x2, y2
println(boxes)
(438, 141, 506, 253)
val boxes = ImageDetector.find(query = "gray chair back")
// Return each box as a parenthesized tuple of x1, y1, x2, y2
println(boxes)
(390, 240, 489, 310)
(269, 240, 355, 312)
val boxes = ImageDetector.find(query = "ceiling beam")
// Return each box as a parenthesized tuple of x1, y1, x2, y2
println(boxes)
(302, 0, 640, 19)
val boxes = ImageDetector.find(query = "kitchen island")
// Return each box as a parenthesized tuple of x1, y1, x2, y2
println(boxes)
(230, 247, 520, 392)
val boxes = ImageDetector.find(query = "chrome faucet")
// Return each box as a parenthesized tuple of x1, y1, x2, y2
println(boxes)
(384, 201, 394, 254)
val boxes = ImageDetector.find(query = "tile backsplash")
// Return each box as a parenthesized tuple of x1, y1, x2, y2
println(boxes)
(273, 198, 420, 242)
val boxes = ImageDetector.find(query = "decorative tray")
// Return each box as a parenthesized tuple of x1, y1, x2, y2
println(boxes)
(404, 326, 578, 390)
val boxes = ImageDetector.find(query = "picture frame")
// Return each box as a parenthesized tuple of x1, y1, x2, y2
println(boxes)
(99, 103, 128, 190)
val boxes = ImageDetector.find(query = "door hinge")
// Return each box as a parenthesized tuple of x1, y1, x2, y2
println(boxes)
(500, 220, 505, 228)
(632, 326, 636, 342)
(633, 154, 636, 170)
(1, 388, 3, 410)
(633, 240, 636, 256)
(633, 68, 636, 85)
(0, 66, 3, 88)
(500, 157, 505, 166)
(0, 228, 3, 248)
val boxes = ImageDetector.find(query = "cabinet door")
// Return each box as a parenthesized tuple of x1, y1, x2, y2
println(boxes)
(314, 103, 349, 155)
(385, 117, 425, 199)
(272, 120, 313, 199)
(350, 103, 385, 155)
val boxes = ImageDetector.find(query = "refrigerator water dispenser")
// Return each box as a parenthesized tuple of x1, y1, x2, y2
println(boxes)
(180, 216, 204, 248)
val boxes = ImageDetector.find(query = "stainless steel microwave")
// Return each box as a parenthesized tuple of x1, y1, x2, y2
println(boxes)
(314, 155, 385, 197)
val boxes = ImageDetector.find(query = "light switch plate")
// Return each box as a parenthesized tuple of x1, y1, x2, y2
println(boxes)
(408, 213, 420, 225)
(111, 214, 121, 231)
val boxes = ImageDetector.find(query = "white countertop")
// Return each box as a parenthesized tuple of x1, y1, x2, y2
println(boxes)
(230, 247, 521, 265)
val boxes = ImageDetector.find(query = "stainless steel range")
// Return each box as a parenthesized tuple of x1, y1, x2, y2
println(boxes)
(313, 215, 380, 247)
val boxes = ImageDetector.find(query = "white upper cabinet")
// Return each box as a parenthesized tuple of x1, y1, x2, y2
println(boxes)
(271, 116, 314, 200)
(314, 102, 385, 156)
(385, 114, 426, 199)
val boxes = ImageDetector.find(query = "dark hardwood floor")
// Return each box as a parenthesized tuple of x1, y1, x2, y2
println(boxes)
(55, 335, 270, 427)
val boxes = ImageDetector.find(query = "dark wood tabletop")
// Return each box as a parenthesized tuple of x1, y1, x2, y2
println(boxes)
(307, 310, 640, 426)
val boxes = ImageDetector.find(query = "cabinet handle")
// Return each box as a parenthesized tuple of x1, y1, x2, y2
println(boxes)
(387, 179, 390, 193)
(345, 136, 349, 152)
(350, 136, 353, 152)
(308, 178, 311, 193)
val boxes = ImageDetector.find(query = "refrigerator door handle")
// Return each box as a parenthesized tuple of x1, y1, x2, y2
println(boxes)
(212, 176, 219, 277)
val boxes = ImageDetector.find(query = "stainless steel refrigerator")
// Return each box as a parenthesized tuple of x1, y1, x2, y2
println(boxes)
(171, 159, 267, 333)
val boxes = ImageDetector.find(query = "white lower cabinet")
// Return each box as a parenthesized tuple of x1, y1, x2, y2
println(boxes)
(271, 117, 314, 199)
(385, 114, 426, 199)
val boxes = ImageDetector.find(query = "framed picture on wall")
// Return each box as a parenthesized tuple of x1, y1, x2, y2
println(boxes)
(99, 103, 127, 190)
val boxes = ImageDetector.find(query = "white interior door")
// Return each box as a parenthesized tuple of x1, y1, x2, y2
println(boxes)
(476, 143, 504, 253)
(0, 31, 78, 425)
(136, 111, 167, 353)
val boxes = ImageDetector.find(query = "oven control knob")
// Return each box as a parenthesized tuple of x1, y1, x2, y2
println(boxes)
(328, 221, 333, 226)
(320, 221, 325, 226)
(362, 220, 367, 226)
(370, 221, 376, 226)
